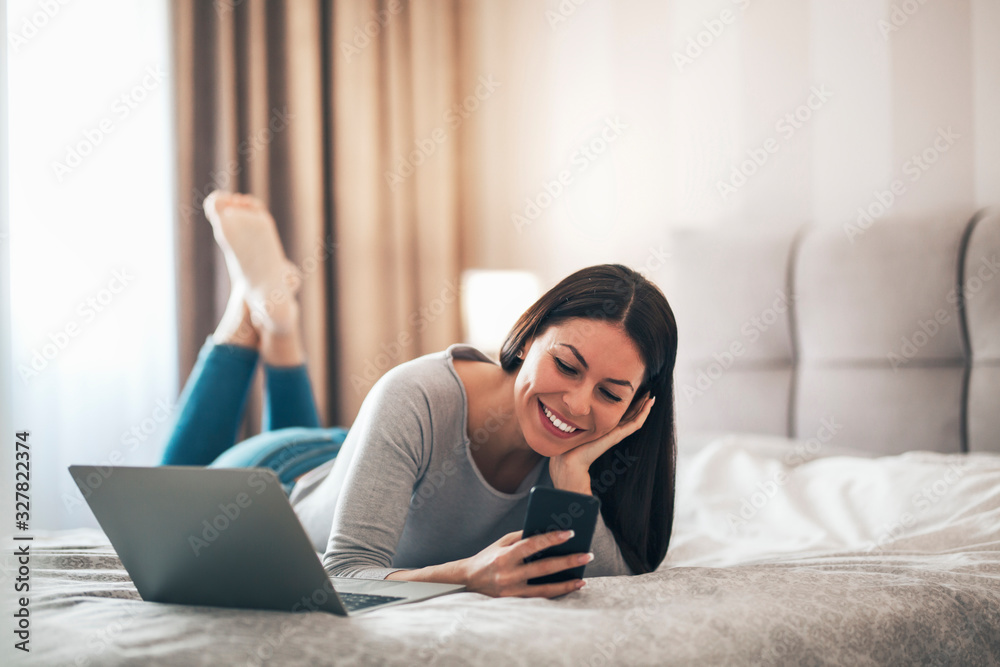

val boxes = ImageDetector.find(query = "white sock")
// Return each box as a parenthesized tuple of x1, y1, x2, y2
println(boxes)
(203, 192, 301, 333)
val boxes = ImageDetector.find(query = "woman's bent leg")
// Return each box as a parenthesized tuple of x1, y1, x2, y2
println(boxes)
(163, 190, 318, 466)
(208, 426, 348, 493)
(263, 364, 321, 431)
(160, 337, 259, 465)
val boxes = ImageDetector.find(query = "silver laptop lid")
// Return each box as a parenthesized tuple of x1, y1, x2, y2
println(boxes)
(68, 465, 346, 614)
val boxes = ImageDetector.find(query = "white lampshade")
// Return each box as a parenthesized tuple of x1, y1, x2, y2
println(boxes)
(461, 269, 542, 354)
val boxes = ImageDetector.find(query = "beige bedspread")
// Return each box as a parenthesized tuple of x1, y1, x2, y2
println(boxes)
(16, 435, 1000, 666)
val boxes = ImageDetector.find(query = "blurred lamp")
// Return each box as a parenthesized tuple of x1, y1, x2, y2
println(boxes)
(461, 269, 542, 354)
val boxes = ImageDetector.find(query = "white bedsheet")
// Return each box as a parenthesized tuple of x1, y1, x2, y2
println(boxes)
(668, 433, 1000, 568)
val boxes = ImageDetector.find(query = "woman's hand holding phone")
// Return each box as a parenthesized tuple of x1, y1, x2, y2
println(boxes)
(459, 530, 590, 598)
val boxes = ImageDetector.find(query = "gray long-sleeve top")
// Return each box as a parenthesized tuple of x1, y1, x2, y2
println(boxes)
(288, 344, 633, 580)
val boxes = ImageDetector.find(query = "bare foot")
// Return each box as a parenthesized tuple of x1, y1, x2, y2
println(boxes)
(203, 191, 302, 334)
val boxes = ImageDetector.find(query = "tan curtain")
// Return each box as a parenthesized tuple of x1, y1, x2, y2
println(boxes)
(173, 0, 334, 431)
(173, 0, 467, 429)
(332, 0, 465, 418)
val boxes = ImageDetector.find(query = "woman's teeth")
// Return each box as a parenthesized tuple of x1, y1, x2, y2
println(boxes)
(542, 403, 577, 433)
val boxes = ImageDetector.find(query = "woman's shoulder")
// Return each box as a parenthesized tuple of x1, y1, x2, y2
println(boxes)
(446, 343, 496, 365)
(354, 345, 490, 440)
(369, 344, 494, 402)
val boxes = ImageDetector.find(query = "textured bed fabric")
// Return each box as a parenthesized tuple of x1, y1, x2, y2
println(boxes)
(24, 548, 1000, 666)
(25, 435, 1000, 666)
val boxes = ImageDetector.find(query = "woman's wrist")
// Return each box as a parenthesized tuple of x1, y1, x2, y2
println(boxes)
(385, 557, 470, 586)
(549, 463, 592, 495)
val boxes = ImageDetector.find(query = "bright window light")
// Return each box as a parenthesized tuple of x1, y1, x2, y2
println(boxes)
(8, 0, 176, 529)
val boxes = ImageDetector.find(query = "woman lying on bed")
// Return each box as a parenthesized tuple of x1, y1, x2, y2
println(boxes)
(161, 191, 679, 598)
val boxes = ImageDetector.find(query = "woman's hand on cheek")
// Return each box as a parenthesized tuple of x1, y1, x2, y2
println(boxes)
(549, 396, 655, 495)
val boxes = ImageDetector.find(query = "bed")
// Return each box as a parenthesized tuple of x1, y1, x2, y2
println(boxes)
(20, 208, 1000, 665)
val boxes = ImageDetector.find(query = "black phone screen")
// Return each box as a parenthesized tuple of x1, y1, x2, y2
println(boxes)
(521, 486, 601, 584)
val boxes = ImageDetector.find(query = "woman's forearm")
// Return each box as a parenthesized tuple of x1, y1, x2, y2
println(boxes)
(385, 557, 469, 585)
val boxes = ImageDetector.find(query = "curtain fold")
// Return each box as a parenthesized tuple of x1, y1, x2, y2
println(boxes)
(173, 0, 334, 432)
(173, 0, 468, 429)
(333, 0, 466, 418)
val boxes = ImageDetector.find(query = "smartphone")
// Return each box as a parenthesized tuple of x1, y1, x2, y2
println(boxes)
(521, 486, 601, 585)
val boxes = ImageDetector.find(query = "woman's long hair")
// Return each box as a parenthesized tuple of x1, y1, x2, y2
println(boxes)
(499, 264, 678, 574)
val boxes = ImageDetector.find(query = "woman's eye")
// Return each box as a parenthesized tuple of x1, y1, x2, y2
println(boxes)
(601, 388, 622, 403)
(554, 357, 620, 402)
(554, 358, 576, 375)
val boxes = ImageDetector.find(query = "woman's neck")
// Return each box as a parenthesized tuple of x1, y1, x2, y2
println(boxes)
(454, 359, 542, 488)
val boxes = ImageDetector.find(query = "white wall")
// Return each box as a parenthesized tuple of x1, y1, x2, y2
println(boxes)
(461, 0, 1000, 288)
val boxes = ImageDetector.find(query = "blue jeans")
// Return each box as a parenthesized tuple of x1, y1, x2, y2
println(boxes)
(160, 337, 345, 493)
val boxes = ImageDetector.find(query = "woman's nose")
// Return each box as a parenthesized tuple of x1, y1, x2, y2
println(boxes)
(563, 386, 591, 417)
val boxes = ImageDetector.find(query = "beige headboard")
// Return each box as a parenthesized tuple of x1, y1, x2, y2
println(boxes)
(668, 208, 999, 455)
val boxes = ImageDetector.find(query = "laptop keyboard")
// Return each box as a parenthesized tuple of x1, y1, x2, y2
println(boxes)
(338, 592, 405, 612)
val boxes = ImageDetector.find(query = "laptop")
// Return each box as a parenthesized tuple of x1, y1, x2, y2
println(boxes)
(68, 465, 465, 615)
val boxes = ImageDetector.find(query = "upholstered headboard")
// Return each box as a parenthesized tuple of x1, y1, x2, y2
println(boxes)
(668, 208, 999, 455)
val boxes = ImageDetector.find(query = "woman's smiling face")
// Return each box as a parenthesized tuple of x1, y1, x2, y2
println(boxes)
(513, 318, 647, 457)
